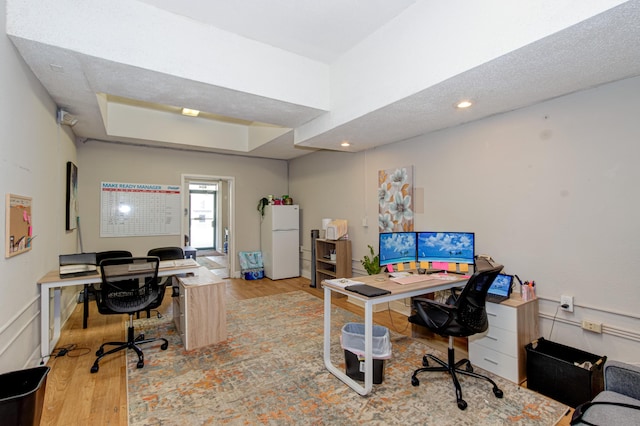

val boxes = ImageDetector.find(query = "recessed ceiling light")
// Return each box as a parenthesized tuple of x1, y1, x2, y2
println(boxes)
(181, 108, 200, 117)
(456, 100, 473, 109)
(341, 141, 351, 147)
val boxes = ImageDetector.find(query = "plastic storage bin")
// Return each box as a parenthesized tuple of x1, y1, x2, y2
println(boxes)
(0, 366, 50, 426)
(341, 323, 391, 384)
(525, 337, 606, 408)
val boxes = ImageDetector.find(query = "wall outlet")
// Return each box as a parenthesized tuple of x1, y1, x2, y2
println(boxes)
(582, 320, 602, 333)
(560, 295, 574, 312)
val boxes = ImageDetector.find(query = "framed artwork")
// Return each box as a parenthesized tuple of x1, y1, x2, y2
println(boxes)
(5, 193, 33, 258)
(378, 166, 414, 232)
(66, 161, 78, 230)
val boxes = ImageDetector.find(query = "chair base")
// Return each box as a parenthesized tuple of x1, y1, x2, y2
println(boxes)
(90, 316, 168, 373)
(411, 336, 503, 410)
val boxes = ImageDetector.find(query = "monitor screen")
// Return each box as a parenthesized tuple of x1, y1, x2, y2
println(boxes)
(417, 232, 475, 265)
(488, 273, 513, 296)
(378, 232, 417, 266)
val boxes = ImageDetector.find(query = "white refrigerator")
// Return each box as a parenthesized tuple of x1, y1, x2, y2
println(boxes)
(260, 205, 300, 279)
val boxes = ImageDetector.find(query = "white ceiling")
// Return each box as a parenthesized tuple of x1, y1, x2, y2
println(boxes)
(6, 0, 640, 160)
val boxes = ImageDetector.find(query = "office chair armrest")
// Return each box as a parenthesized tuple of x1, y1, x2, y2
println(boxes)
(413, 297, 455, 330)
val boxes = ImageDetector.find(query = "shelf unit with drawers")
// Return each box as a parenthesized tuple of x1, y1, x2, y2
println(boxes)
(173, 267, 227, 350)
(468, 294, 539, 383)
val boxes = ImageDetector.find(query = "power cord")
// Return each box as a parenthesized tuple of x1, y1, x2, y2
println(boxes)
(39, 343, 91, 365)
(548, 304, 562, 340)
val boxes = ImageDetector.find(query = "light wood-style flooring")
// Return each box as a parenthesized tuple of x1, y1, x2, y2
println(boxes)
(40, 275, 572, 425)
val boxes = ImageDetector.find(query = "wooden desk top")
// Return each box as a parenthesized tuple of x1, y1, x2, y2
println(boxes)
(322, 272, 467, 297)
(38, 258, 199, 285)
(177, 266, 225, 286)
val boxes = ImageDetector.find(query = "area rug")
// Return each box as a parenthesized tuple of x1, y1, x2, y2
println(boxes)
(196, 256, 225, 270)
(127, 291, 568, 425)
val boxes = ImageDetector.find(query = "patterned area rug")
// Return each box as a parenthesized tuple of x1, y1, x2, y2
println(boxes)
(127, 291, 568, 425)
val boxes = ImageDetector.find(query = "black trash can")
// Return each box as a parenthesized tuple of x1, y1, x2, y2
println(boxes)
(0, 366, 50, 426)
(341, 323, 391, 384)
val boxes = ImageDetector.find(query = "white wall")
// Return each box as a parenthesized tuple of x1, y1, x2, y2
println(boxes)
(1, 0, 79, 372)
(77, 141, 289, 272)
(290, 75, 640, 363)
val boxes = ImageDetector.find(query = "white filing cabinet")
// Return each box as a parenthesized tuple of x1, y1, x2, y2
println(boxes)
(468, 294, 539, 383)
(173, 267, 227, 350)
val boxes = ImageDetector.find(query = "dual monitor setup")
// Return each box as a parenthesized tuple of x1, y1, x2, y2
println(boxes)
(379, 231, 475, 270)
(379, 231, 515, 303)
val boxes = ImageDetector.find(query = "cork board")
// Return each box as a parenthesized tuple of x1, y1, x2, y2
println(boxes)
(6, 194, 33, 257)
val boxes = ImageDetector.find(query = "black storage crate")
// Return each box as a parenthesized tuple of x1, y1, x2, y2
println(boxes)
(525, 337, 606, 408)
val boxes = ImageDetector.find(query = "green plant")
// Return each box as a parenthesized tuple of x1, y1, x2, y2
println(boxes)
(361, 245, 382, 275)
(257, 197, 269, 216)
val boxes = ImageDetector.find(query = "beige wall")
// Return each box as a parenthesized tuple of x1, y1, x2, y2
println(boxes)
(290, 75, 640, 363)
(1, 1, 79, 371)
(77, 141, 289, 272)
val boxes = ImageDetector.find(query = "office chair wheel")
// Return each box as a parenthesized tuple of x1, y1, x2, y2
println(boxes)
(411, 376, 420, 386)
(90, 364, 99, 374)
(457, 399, 468, 410)
(493, 387, 504, 398)
(422, 355, 429, 367)
(96, 348, 104, 357)
(465, 363, 474, 373)
(161, 342, 169, 350)
(136, 360, 144, 369)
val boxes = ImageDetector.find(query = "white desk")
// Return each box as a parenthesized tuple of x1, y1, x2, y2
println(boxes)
(323, 272, 467, 396)
(37, 259, 200, 358)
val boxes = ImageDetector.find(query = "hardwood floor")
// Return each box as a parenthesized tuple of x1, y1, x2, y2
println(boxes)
(40, 275, 572, 425)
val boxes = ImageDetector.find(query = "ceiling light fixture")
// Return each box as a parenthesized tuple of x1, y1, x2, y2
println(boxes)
(456, 100, 473, 109)
(181, 108, 200, 117)
(56, 108, 78, 127)
(341, 141, 351, 147)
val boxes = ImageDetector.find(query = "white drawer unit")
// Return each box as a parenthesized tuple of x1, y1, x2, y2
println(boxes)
(469, 294, 539, 383)
(172, 267, 227, 350)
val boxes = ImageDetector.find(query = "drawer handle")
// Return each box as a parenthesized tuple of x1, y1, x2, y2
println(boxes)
(483, 358, 499, 365)
(485, 336, 498, 341)
(487, 312, 497, 317)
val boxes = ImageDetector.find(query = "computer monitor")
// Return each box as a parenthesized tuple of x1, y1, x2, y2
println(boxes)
(378, 232, 417, 267)
(417, 232, 475, 265)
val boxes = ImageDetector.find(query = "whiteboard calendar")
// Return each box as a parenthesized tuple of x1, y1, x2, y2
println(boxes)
(100, 182, 181, 237)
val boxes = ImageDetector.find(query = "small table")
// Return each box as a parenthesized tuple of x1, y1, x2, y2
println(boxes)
(323, 272, 467, 396)
(37, 259, 200, 358)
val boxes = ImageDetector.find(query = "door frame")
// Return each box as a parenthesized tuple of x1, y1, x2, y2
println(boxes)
(181, 173, 235, 277)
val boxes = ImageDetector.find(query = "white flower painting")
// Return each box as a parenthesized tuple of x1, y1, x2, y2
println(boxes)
(378, 166, 414, 232)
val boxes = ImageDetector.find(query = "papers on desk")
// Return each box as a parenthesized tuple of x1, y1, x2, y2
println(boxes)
(128, 263, 153, 272)
(158, 259, 197, 269)
(324, 278, 365, 288)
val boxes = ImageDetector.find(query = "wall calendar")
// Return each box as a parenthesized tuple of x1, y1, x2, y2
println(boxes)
(100, 182, 181, 237)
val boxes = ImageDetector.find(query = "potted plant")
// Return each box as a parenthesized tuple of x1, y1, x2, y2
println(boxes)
(361, 245, 382, 275)
(257, 197, 269, 217)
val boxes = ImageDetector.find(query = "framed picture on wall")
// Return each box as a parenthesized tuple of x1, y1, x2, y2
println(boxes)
(66, 161, 78, 230)
(5, 193, 33, 257)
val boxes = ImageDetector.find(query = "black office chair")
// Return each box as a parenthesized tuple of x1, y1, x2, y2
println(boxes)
(147, 246, 184, 261)
(409, 265, 504, 410)
(90, 256, 168, 373)
(82, 250, 133, 328)
(145, 247, 184, 316)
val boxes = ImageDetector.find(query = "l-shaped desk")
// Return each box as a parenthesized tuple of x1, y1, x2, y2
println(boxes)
(323, 272, 468, 396)
(37, 259, 200, 358)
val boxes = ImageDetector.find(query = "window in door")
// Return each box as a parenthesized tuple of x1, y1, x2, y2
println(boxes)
(189, 183, 217, 250)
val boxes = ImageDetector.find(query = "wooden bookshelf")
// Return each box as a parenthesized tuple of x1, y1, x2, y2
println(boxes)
(315, 239, 352, 284)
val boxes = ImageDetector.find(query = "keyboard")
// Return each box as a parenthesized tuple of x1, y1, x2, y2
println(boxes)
(391, 274, 437, 285)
